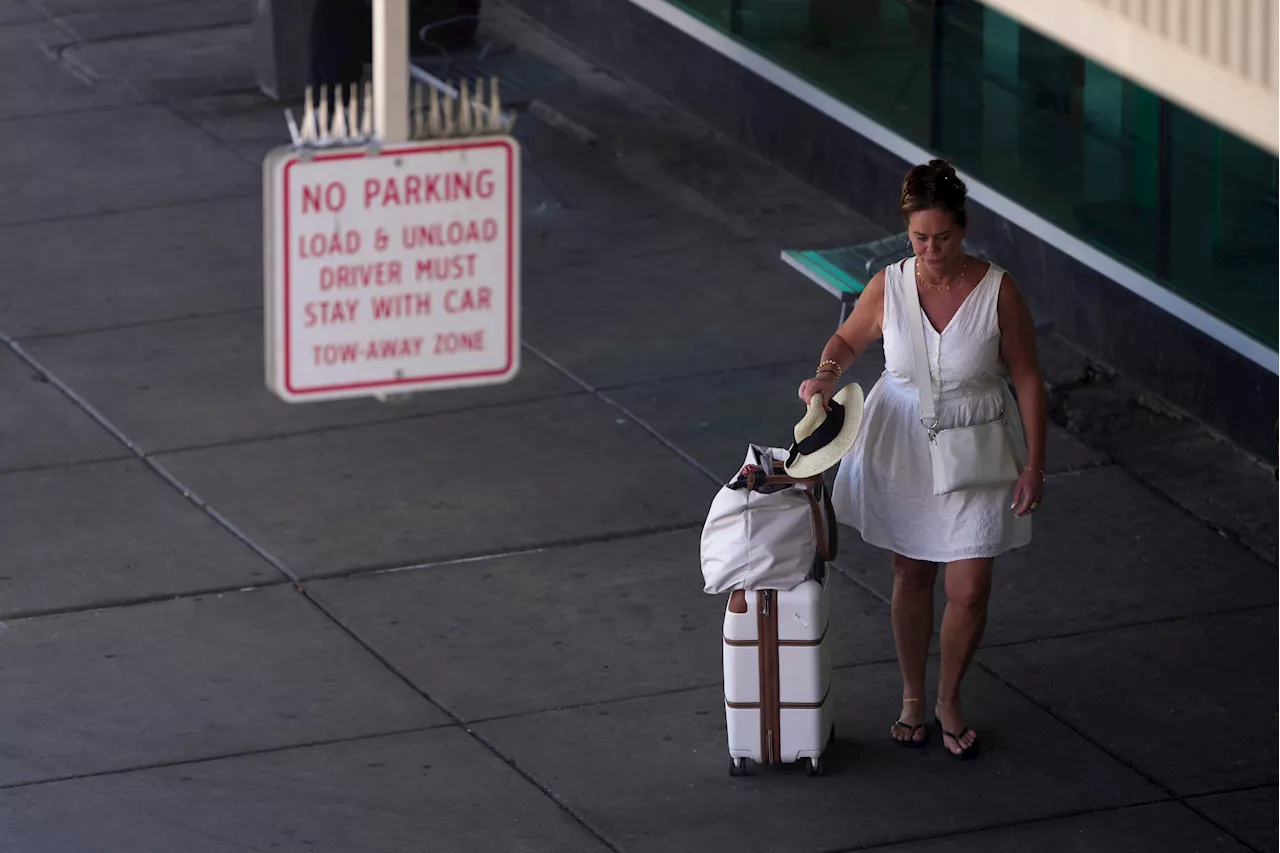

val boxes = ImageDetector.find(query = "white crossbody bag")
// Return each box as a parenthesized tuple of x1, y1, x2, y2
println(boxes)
(903, 261, 1021, 496)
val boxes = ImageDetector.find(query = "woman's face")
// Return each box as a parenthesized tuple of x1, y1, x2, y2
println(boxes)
(907, 208, 965, 268)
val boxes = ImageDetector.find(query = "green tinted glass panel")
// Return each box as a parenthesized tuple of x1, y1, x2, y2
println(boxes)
(1165, 103, 1278, 347)
(665, 0, 1278, 348)
(938, 15, 1161, 275)
(675, 0, 934, 146)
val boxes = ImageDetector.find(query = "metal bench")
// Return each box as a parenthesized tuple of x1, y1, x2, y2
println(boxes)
(781, 233, 1003, 325)
(781, 233, 913, 325)
(782, 234, 1050, 334)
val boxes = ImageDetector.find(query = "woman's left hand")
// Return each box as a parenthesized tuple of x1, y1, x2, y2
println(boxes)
(1011, 468, 1044, 517)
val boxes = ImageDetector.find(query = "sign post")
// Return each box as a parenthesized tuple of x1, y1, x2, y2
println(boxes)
(372, 0, 409, 145)
(263, 1, 521, 404)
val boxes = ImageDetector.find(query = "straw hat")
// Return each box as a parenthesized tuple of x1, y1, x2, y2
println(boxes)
(783, 384, 865, 478)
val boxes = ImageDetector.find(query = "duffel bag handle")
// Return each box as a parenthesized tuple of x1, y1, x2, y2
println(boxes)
(742, 468, 823, 491)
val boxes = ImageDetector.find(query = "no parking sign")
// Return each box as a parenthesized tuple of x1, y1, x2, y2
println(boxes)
(263, 136, 520, 402)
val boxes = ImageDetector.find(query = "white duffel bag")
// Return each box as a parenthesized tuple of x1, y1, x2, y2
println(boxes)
(700, 445, 838, 594)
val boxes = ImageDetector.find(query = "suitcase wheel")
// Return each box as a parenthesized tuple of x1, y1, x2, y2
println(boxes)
(805, 756, 824, 777)
(728, 757, 747, 777)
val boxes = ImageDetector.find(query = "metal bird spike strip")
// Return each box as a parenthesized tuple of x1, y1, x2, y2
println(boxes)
(410, 76, 515, 140)
(287, 77, 515, 149)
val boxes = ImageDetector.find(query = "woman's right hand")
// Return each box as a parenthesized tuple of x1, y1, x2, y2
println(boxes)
(797, 374, 838, 411)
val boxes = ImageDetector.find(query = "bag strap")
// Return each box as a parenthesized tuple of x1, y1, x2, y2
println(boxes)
(803, 483, 839, 562)
(901, 257, 939, 436)
(821, 483, 838, 561)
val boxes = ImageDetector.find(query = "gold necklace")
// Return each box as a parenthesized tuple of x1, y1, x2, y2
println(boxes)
(916, 258, 967, 291)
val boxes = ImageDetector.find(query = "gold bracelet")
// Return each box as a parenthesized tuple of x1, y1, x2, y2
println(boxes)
(816, 359, 842, 379)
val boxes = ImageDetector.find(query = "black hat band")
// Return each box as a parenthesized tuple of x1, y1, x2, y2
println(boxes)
(786, 399, 845, 468)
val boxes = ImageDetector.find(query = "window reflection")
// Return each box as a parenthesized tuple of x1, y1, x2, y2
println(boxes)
(669, 0, 1278, 347)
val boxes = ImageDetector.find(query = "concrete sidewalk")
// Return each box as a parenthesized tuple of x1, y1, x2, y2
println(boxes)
(0, 2, 1275, 851)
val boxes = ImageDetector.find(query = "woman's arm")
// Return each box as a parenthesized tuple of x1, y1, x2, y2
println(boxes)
(798, 269, 887, 408)
(831, 267, 888, 367)
(997, 273, 1047, 515)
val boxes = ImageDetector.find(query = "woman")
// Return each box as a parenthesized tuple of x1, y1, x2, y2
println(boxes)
(797, 160, 1046, 760)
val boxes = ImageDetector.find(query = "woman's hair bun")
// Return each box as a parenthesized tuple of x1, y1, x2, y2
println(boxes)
(927, 158, 958, 181)
(901, 159, 968, 226)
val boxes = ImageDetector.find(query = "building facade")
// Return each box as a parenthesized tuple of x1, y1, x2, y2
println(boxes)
(508, 0, 1279, 460)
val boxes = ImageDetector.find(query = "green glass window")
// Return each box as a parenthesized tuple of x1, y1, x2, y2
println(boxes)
(1165, 104, 1279, 347)
(668, 0, 1278, 348)
(678, 0, 935, 144)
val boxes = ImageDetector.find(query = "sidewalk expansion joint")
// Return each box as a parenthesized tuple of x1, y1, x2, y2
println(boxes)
(54, 19, 250, 48)
(522, 341, 903, 610)
(455, 727, 628, 853)
(976, 603, 1278, 654)
(6, 329, 622, 848)
(0, 191, 259, 231)
(1183, 781, 1279, 797)
(823, 797, 1180, 853)
(465, 656, 906, 728)
(0, 454, 134, 477)
(294, 584, 627, 853)
(1044, 351, 1276, 565)
(0, 580, 288, 624)
(523, 341, 720, 485)
(1026, 430, 1270, 567)
(146, 389, 591, 459)
(0, 99, 149, 125)
(304, 522, 706, 583)
(160, 96, 276, 171)
(1114, 463, 1276, 570)
(586, 352, 836, 395)
(42, 37, 97, 84)
(0, 722, 456, 793)
(525, 230, 755, 272)
(14, 304, 260, 343)
(523, 102, 757, 240)
(1178, 812, 1270, 853)
(467, 683, 730, 727)
(1, 334, 299, 584)
(974, 658, 1268, 853)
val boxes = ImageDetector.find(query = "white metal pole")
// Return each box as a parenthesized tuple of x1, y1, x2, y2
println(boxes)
(373, 0, 410, 144)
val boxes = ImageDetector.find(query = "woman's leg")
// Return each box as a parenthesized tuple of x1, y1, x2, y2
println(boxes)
(936, 557, 994, 754)
(890, 553, 938, 743)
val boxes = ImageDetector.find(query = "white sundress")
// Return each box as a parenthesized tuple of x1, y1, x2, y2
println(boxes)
(832, 257, 1032, 563)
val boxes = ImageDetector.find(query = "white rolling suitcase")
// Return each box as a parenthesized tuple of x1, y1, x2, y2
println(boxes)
(723, 571, 834, 776)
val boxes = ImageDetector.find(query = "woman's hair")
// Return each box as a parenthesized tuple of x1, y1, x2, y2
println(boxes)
(900, 159, 968, 228)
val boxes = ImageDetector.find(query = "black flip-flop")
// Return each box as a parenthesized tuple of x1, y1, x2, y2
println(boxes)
(891, 720, 931, 748)
(934, 717, 980, 760)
